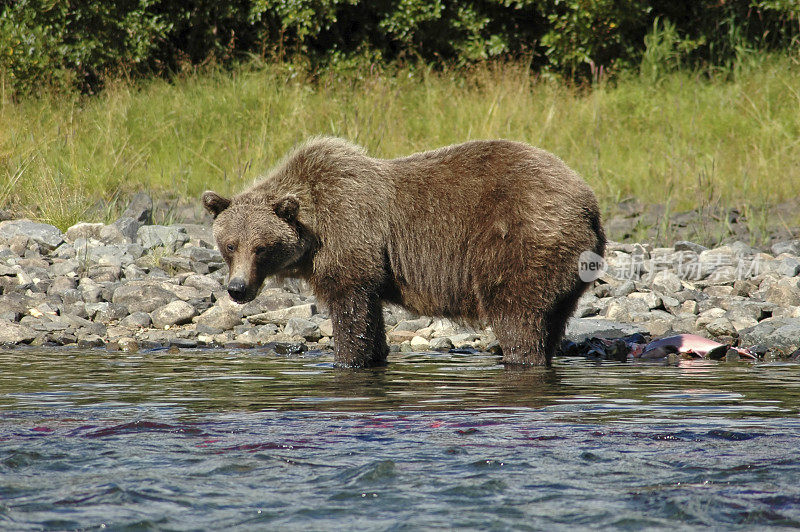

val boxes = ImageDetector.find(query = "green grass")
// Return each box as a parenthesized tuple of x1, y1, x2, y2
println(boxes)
(1, 54, 799, 233)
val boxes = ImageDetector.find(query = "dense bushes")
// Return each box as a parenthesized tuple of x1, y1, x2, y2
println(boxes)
(1, 0, 798, 94)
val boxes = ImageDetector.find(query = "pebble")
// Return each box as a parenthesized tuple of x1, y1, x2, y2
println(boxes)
(1, 210, 799, 359)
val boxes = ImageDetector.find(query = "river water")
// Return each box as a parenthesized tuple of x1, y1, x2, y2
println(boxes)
(1, 348, 799, 530)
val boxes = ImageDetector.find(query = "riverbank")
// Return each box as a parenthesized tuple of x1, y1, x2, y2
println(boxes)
(0, 195, 798, 360)
(3, 55, 800, 235)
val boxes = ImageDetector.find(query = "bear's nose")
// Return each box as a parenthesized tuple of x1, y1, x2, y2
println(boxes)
(228, 278, 247, 301)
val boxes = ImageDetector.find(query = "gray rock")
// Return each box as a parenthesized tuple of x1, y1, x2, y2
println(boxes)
(394, 317, 432, 331)
(565, 317, 647, 342)
(79, 278, 104, 303)
(196, 322, 224, 335)
(283, 317, 322, 341)
(95, 303, 129, 323)
(721, 300, 773, 322)
(674, 241, 708, 254)
(611, 280, 636, 297)
(122, 264, 147, 280)
(78, 320, 107, 338)
(732, 279, 757, 297)
(158, 255, 194, 274)
(194, 305, 242, 330)
(0, 220, 64, 251)
(136, 225, 189, 252)
(60, 301, 88, 320)
(248, 303, 317, 325)
(65, 222, 104, 242)
(651, 270, 683, 294)
(112, 282, 179, 313)
(593, 283, 613, 298)
(178, 224, 216, 248)
(775, 256, 800, 277)
(0, 322, 37, 344)
(177, 245, 222, 264)
(673, 253, 716, 281)
(77, 333, 105, 348)
(605, 251, 645, 280)
(0, 263, 17, 277)
(628, 291, 662, 310)
(661, 294, 681, 314)
(705, 317, 736, 337)
(121, 192, 153, 225)
(771, 240, 800, 257)
(730, 241, 758, 257)
(120, 311, 152, 329)
(641, 312, 676, 337)
(739, 318, 800, 351)
(704, 285, 734, 298)
(605, 297, 649, 322)
(87, 265, 121, 283)
(47, 276, 77, 297)
(51, 258, 81, 277)
(239, 291, 296, 317)
(107, 217, 139, 243)
(450, 332, 480, 347)
(429, 337, 454, 351)
(428, 317, 462, 337)
(8, 235, 29, 256)
(731, 316, 759, 332)
(78, 243, 123, 266)
(151, 300, 197, 329)
(388, 330, 418, 344)
(83, 302, 109, 319)
(318, 318, 334, 338)
(231, 324, 280, 345)
(703, 265, 738, 286)
(182, 274, 223, 296)
(764, 278, 800, 308)
(52, 243, 76, 259)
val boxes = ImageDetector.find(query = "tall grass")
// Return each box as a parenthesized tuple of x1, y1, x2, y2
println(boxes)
(1, 54, 799, 232)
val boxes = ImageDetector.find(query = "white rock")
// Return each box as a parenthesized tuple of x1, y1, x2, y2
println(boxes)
(248, 303, 317, 325)
(410, 336, 430, 351)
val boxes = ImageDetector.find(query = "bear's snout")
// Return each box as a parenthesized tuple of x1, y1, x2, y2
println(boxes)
(227, 278, 249, 302)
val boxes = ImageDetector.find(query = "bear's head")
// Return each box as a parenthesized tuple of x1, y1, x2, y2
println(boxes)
(202, 190, 312, 303)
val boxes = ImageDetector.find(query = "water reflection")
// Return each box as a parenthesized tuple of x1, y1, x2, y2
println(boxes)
(0, 347, 799, 419)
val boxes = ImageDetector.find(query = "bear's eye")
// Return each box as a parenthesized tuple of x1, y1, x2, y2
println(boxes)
(226, 243, 236, 253)
(255, 246, 267, 255)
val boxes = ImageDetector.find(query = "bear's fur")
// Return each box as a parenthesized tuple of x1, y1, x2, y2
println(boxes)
(202, 137, 605, 367)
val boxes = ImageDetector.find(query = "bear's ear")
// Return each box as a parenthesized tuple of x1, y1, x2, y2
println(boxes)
(274, 194, 300, 221)
(202, 191, 231, 218)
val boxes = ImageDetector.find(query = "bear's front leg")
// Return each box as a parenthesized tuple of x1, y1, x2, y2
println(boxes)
(328, 287, 388, 367)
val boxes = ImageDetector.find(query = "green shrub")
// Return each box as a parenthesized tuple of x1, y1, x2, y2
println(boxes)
(0, 0, 798, 95)
(0, 0, 170, 94)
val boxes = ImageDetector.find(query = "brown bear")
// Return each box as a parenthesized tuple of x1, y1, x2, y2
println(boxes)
(202, 137, 605, 367)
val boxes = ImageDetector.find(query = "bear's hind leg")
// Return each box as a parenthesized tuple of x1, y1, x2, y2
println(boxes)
(328, 287, 388, 368)
(491, 310, 550, 366)
(543, 282, 586, 360)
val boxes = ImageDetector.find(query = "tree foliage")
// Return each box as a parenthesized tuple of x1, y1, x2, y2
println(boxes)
(1, 0, 798, 94)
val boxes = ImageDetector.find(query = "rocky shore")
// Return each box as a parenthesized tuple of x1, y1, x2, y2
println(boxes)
(0, 197, 798, 360)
